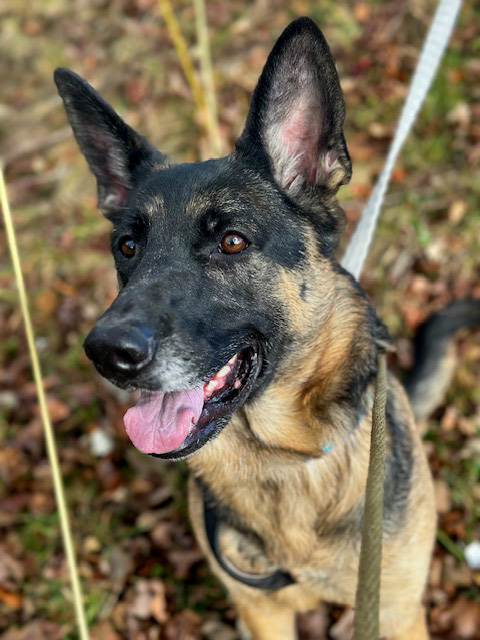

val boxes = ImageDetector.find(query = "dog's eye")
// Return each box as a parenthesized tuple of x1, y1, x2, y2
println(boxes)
(219, 233, 248, 255)
(119, 236, 136, 258)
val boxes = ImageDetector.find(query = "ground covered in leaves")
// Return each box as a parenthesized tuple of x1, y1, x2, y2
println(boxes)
(1, 0, 479, 638)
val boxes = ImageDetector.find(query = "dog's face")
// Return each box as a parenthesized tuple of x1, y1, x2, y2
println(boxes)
(55, 18, 351, 459)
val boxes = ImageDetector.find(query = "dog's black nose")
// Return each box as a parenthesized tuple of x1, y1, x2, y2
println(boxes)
(84, 324, 156, 375)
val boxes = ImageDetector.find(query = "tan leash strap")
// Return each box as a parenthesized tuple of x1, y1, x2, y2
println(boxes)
(352, 353, 388, 640)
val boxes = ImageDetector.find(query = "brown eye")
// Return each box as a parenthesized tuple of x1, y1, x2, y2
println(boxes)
(119, 236, 136, 258)
(219, 233, 248, 255)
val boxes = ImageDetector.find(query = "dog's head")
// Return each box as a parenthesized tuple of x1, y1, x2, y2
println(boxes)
(55, 18, 351, 459)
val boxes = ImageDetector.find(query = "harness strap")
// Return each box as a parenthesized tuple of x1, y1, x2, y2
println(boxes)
(203, 496, 296, 591)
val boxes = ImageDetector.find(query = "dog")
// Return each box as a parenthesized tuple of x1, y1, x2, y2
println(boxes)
(54, 18, 480, 639)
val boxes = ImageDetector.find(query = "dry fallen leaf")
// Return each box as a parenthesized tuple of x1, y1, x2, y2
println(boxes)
(0, 587, 22, 610)
(0, 621, 61, 640)
(150, 580, 168, 625)
(168, 549, 204, 580)
(90, 621, 121, 640)
(163, 610, 202, 640)
(434, 479, 452, 515)
(448, 200, 467, 224)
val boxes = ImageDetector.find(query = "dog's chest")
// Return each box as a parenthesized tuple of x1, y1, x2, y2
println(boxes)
(217, 514, 360, 604)
(210, 460, 364, 592)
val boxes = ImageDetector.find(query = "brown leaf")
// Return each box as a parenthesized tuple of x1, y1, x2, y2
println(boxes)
(402, 305, 427, 331)
(451, 599, 480, 638)
(0, 621, 61, 640)
(150, 580, 168, 624)
(147, 485, 172, 507)
(428, 556, 443, 589)
(448, 200, 468, 223)
(105, 546, 134, 590)
(0, 586, 22, 610)
(353, 3, 371, 22)
(82, 535, 101, 556)
(434, 479, 452, 515)
(435, 598, 480, 638)
(90, 621, 121, 640)
(0, 548, 24, 586)
(0, 448, 29, 485)
(168, 549, 204, 579)
(150, 521, 176, 549)
(442, 555, 473, 589)
(136, 510, 162, 531)
(34, 290, 58, 317)
(164, 611, 202, 640)
(28, 492, 54, 515)
(43, 395, 70, 422)
(441, 406, 459, 433)
(130, 579, 152, 620)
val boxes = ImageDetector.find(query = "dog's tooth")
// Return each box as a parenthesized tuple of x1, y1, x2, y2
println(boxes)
(233, 379, 242, 389)
(228, 354, 238, 365)
(217, 365, 231, 378)
(205, 380, 218, 393)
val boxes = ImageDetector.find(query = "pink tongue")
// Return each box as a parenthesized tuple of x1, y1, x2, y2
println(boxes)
(124, 387, 204, 454)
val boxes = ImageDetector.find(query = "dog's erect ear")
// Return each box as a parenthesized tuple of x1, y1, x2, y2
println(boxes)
(237, 18, 351, 205)
(54, 68, 168, 218)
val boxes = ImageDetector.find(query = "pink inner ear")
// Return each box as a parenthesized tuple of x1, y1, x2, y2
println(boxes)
(281, 100, 322, 186)
(92, 130, 131, 208)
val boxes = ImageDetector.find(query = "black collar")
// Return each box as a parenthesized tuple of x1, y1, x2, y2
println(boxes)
(203, 495, 296, 591)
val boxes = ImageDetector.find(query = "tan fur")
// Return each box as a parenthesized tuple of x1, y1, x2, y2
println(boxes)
(188, 262, 436, 639)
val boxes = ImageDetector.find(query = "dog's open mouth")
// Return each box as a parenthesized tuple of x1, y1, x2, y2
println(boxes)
(123, 345, 261, 459)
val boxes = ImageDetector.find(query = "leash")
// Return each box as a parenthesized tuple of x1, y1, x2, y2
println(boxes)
(341, 0, 463, 280)
(352, 354, 387, 640)
(346, 2, 463, 637)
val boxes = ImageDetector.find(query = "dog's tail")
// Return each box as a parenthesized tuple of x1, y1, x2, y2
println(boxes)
(404, 299, 480, 423)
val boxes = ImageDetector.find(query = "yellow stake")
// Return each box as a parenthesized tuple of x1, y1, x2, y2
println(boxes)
(192, 0, 222, 156)
(0, 165, 90, 640)
(158, 0, 206, 118)
(158, 0, 222, 157)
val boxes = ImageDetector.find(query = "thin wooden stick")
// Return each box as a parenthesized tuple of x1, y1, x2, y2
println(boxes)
(0, 164, 90, 640)
(192, 0, 222, 156)
(158, 0, 206, 117)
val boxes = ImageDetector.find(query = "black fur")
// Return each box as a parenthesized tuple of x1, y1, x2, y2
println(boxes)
(54, 68, 168, 217)
(405, 299, 480, 420)
(383, 388, 413, 530)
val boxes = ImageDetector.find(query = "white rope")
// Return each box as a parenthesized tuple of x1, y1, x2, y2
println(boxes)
(341, 0, 463, 280)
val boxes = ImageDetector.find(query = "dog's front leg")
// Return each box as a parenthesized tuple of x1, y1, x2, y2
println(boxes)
(233, 591, 297, 640)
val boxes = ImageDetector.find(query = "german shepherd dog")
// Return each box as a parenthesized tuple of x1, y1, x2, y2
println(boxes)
(54, 18, 480, 640)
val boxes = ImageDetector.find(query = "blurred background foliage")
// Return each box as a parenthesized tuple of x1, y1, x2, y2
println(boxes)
(0, 0, 479, 638)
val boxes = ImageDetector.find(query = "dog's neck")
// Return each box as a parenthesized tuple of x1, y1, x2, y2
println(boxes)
(188, 265, 378, 492)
